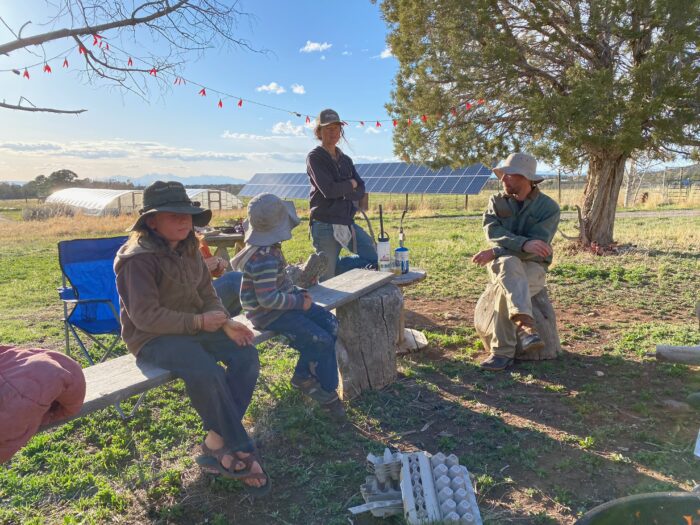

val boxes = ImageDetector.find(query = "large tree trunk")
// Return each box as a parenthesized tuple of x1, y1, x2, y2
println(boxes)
(579, 151, 629, 246)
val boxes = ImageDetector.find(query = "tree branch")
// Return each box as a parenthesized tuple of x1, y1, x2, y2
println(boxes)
(0, 1, 189, 56)
(0, 101, 86, 114)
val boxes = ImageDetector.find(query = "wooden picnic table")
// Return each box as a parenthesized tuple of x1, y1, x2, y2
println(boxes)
(203, 232, 245, 271)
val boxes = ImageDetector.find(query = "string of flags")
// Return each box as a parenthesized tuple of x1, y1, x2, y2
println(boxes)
(5, 34, 487, 125)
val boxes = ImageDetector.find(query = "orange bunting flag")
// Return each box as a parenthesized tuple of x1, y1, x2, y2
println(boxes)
(376, 121, 381, 127)
(360, 121, 365, 126)
(127, 57, 133, 67)
(465, 102, 472, 110)
(451, 107, 457, 116)
(62, 58, 69, 68)
(218, 99, 223, 108)
(421, 114, 427, 123)
(105, 43, 110, 51)
(149, 68, 157, 76)
(238, 99, 243, 107)
(305, 116, 311, 124)
(477, 98, 485, 104)
(199, 88, 206, 96)
(393, 119, 397, 127)
(98, 41, 103, 48)
(23, 68, 29, 79)
(92, 34, 102, 46)
(79, 46, 86, 55)
(43, 64, 52, 74)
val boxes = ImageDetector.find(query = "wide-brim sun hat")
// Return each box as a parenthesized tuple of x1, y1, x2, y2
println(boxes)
(317, 108, 344, 127)
(492, 152, 544, 184)
(127, 180, 212, 231)
(244, 193, 300, 246)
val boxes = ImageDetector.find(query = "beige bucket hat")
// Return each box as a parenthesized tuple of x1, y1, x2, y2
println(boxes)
(492, 152, 544, 184)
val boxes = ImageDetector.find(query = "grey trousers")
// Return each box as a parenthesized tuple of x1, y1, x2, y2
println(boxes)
(487, 256, 546, 358)
(138, 330, 259, 453)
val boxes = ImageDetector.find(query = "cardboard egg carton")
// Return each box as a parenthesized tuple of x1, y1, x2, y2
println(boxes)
(400, 451, 482, 525)
(348, 448, 482, 524)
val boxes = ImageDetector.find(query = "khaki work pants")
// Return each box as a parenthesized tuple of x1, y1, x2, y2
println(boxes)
(486, 256, 546, 358)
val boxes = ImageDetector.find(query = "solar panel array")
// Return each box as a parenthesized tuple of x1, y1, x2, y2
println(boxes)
(239, 162, 492, 199)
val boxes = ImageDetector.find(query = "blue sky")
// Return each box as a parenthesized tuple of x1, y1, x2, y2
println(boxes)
(0, 1, 399, 182)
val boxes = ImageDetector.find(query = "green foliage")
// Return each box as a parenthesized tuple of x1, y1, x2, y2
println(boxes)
(382, 0, 700, 167)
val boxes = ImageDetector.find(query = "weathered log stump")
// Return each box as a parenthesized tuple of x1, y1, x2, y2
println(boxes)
(474, 283, 562, 360)
(335, 283, 402, 400)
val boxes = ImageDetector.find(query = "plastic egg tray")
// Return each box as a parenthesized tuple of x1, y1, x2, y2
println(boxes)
(400, 451, 482, 525)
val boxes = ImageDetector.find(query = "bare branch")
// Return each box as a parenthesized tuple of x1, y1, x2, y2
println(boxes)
(0, 101, 86, 114)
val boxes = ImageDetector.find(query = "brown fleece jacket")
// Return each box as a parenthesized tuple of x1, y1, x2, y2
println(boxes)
(113, 238, 226, 355)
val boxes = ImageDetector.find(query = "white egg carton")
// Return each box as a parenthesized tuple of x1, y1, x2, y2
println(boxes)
(400, 451, 482, 525)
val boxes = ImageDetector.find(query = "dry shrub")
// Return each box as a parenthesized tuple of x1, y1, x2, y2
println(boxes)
(22, 203, 75, 221)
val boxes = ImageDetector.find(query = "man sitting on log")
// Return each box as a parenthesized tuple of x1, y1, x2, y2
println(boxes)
(471, 152, 561, 371)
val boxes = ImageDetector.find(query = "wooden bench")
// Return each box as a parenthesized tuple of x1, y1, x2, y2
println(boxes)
(42, 269, 398, 429)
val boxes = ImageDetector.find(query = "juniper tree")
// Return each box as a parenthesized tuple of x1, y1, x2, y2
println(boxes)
(381, 0, 700, 246)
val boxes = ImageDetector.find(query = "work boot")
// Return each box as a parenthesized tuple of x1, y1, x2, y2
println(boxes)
(286, 252, 328, 288)
(480, 355, 514, 371)
(513, 314, 545, 353)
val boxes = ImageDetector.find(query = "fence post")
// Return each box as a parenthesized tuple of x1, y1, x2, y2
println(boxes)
(557, 169, 562, 204)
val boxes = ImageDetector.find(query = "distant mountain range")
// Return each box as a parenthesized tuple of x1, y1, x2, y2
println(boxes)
(102, 174, 249, 187)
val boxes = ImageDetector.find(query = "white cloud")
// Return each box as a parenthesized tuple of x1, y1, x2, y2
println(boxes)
(320, 55, 326, 61)
(299, 40, 332, 53)
(256, 82, 286, 94)
(380, 46, 393, 59)
(221, 130, 294, 141)
(271, 121, 306, 137)
(291, 83, 306, 95)
(341, 50, 352, 56)
(365, 126, 381, 134)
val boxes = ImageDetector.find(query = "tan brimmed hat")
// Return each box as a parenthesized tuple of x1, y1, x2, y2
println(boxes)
(492, 152, 544, 184)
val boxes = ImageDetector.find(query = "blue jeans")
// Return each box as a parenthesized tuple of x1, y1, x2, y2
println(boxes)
(212, 271, 242, 316)
(266, 303, 339, 393)
(311, 220, 378, 281)
(138, 330, 259, 453)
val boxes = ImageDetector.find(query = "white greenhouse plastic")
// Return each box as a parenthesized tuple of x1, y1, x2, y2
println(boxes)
(46, 187, 242, 216)
(46, 188, 143, 216)
(185, 189, 242, 210)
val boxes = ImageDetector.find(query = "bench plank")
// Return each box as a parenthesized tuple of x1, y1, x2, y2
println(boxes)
(44, 269, 395, 428)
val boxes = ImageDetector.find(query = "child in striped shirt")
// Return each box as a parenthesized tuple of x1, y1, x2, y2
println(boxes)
(233, 193, 344, 417)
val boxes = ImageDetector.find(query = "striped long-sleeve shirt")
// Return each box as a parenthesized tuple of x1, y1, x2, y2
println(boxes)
(240, 244, 305, 328)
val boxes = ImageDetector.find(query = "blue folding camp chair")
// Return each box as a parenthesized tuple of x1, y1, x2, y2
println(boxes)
(58, 236, 128, 366)
(58, 236, 146, 418)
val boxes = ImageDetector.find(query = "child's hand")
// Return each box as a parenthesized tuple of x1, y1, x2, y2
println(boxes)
(202, 311, 228, 331)
(302, 292, 313, 311)
(223, 319, 255, 346)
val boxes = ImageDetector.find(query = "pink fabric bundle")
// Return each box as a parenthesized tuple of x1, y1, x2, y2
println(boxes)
(0, 346, 86, 463)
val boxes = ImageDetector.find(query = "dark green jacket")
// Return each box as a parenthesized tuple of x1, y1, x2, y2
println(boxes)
(483, 187, 560, 267)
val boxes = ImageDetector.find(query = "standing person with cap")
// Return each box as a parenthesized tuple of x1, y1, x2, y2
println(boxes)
(306, 108, 378, 281)
(113, 180, 270, 496)
(471, 153, 561, 371)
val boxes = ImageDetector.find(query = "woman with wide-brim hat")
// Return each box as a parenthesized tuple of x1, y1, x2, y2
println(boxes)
(306, 108, 378, 281)
(114, 180, 270, 496)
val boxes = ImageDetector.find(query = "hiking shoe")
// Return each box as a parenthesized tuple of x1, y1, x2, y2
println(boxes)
(518, 331, 545, 353)
(286, 252, 328, 288)
(298, 252, 328, 288)
(321, 397, 346, 419)
(290, 375, 338, 405)
(480, 355, 514, 371)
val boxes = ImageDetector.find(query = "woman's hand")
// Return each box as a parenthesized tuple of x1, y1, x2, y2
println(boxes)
(201, 311, 228, 332)
(205, 256, 227, 276)
(223, 319, 255, 346)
